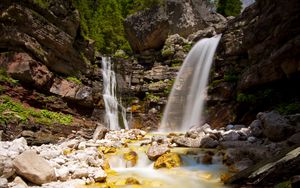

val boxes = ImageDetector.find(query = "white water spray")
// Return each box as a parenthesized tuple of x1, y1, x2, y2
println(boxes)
(101, 57, 129, 130)
(160, 35, 221, 132)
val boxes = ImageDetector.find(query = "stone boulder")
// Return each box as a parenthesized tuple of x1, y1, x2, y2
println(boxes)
(146, 144, 170, 161)
(172, 136, 201, 148)
(13, 150, 56, 185)
(50, 78, 93, 106)
(257, 111, 295, 142)
(124, 0, 223, 52)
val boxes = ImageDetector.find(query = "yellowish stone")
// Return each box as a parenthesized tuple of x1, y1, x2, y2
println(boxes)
(154, 153, 181, 169)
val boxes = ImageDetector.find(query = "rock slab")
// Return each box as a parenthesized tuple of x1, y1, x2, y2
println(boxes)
(13, 150, 56, 185)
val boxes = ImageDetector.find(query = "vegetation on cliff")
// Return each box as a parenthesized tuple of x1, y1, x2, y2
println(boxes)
(0, 95, 73, 125)
(72, 0, 163, 54)
(217, 0, 242, 16)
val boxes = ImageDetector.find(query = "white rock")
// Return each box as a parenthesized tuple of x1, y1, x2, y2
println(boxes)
(12, 176, 28, 188)
(78, 142, 86, 150)
(92, 170, 107, 182)
(247, 136, 257, 143)
(0, 178, 8, 188)
(55, 167, 70, 181)
(71, 168, 89, 179)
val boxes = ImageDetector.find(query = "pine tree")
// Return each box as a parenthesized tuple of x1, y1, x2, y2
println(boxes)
(217, 0, 242, 17)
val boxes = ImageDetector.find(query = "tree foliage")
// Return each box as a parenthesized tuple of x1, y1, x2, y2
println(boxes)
(72, 0, 163, 54)
(217, 0, 242, 17)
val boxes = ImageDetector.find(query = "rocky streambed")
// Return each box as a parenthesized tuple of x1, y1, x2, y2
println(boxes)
(1, 111, 300, 188)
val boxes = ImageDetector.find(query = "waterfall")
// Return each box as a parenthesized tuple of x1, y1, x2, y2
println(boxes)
(160, 35, 221, 132)
(101, 57, 129, 130)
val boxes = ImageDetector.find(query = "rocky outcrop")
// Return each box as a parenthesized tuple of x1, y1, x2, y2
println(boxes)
(226, 147, 300, 186)
(205, 0, 300, 127)
(0, 0, 106, 123)
(0, 0, 88, 76)
(124, 0, 226, 52)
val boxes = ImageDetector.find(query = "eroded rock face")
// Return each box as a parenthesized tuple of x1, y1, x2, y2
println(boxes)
(0, 52, 53, 88)
(13, 150, 56, 185)
(0, 0, 88, 76)
(124, 0, 225, 52)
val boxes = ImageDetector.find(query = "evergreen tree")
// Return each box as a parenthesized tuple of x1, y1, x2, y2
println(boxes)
(217, 0, 242, 17)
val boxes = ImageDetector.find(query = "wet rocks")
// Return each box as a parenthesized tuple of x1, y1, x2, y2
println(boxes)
(154, 153, 181, 169)
(13, 150, 56, 185)
(123, 150, 138, 167)
(146, 144, 170, 161)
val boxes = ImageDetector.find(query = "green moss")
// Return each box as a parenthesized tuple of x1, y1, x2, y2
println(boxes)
(33, 0, 50, 9)
(0, 95, 73, 125)
(66, 76, 82, 85)
(276, 103, 300, 115)
(0, 69, 18, 84)
(183, 43, 192, 52)
(161, 48, 174, 57)
(223, 73, 239, 82)
(236, 93, 257, 104)
(274, 181, 291, 188)
(145, 92, 160, 103)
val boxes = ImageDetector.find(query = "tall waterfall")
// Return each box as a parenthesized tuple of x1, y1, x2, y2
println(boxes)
(160, 35, 221, 132)
(101, 57, 129, 130)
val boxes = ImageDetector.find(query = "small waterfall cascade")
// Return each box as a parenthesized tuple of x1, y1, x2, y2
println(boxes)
(101, 57, 129, 130)
(160, 35, 221, 132)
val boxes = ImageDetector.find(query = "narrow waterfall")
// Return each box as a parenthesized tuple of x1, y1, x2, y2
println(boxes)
(101, 57, 129, 130)
(160, 35, 221, 132)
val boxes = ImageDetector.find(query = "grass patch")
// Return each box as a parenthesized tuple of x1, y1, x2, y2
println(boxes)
(33, 0, 50, 9)
(66, 76, 82, 85)
(145, 92, 160, 103)
(0, 69, 18, 84)
(276, 103, 300, 115)
(0, 95, 73, 125)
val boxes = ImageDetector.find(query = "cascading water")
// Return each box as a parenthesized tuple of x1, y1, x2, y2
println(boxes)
(101, 57, 129, 130)
(160, 35, 221, 132)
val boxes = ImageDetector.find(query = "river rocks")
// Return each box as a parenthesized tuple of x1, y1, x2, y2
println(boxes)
(13, 150, 56, 185)
(0, 178, 8, 188)
(154, 153, 181, 169)
(257, 111, 295, 142)
(249, 120, 263, 137)
(123, 150, 138, 167)
(172, 136, 201, 148)
(200, 136, 219, 148)
(146, 144, 170, 161)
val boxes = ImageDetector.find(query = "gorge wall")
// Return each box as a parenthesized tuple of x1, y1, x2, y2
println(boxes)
(0, 0, 299, 133)
(119, 0, 300, 129)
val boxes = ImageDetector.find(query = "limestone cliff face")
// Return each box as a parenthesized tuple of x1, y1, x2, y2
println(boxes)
(0, 0, 103, 119)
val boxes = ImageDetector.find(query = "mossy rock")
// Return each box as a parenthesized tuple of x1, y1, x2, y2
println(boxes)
(98, 146, 117, 154)
(154, 153, 181, 169)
